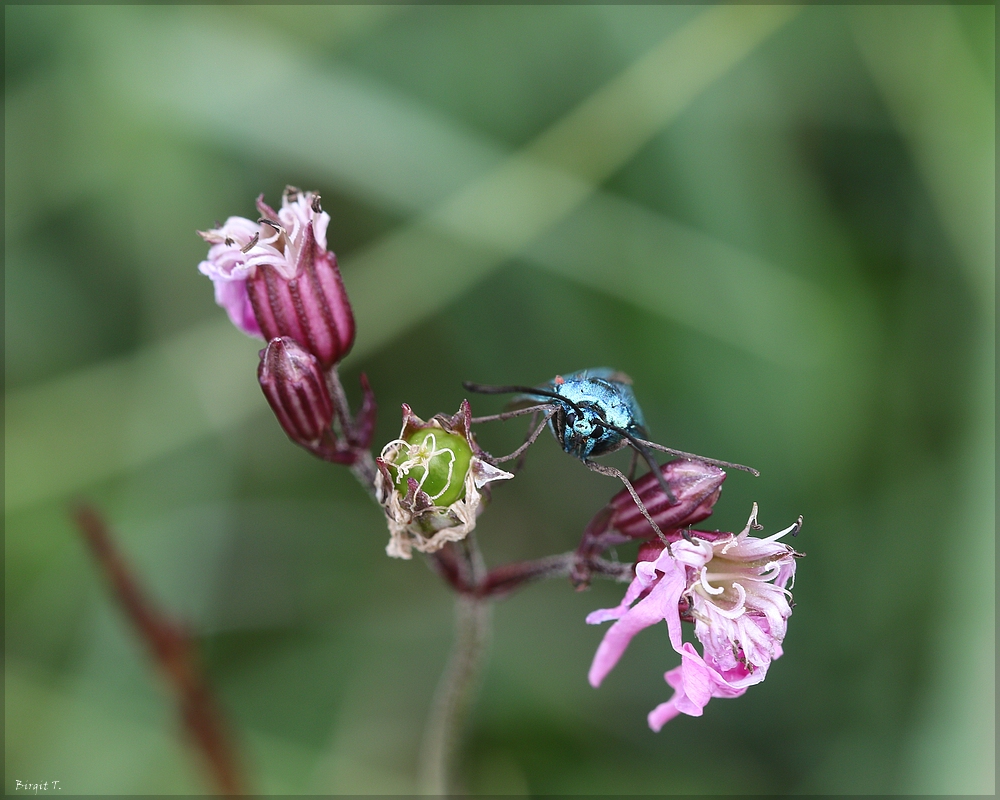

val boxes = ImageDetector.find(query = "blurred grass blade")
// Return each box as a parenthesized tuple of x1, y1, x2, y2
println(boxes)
(432, 5, 802, 249)
(525, 192, 843, 369)
(851, 6, 994, 308)
(5, 320, 259, 511)
(339, 5, 802, 354)
(87, 6, 506, 217)
(852, 7, 995, 795)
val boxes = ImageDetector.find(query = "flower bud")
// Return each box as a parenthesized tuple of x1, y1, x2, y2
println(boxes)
(376, 401, 513, 559)
(199, 187, 355, 368)
(609, 459, 726, 539)
(572, 460, 726, 587)
(258, 337, 333, 447)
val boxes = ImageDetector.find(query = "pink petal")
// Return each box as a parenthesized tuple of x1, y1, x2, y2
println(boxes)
(587, 565, 685, 688)
(647, 698, 683, 730)
(585, 572, 647, 625)
(213, 276, 262, 338)
(647, 643, 756, 731)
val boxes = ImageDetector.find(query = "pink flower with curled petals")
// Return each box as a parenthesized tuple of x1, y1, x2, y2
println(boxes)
(647, 641, 754, 731)
(198, 187, 354, 368)
(197, 216, 263, 337)
(587, 503, 802, 730)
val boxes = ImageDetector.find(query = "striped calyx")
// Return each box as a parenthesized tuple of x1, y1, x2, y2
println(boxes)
(610, 459, 726, 539)
(257, 337, 333, 446)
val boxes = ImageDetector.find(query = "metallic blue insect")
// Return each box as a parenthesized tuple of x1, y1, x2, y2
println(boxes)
(464, 368, 757, 540)
(523, 368, 647, 460)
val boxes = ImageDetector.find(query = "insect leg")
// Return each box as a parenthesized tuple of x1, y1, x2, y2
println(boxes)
(622, 433, 677, 504)
(584, 460, 673, 553)
(587, 420, 678, 504)
(634, 439, 760, 476)
(492, 408, 556, 465)
(470, 404, 551, 424)
(515, 409, 542, 472)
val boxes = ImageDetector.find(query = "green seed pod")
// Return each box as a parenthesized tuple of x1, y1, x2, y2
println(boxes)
(388, 428, 473, 507)
(375, 401, 514, 559)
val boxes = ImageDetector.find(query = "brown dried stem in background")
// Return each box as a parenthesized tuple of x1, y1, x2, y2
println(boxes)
(72, 504, 247, 796)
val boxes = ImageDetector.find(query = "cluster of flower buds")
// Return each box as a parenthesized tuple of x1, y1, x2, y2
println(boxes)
(581, 459, 803, 730)
(198, 188, 374, 463)
(375, 402, 513, 559)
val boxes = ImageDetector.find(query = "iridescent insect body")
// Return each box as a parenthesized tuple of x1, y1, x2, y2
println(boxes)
(464, 368, 757, 544)
(523, 368, 647, 460)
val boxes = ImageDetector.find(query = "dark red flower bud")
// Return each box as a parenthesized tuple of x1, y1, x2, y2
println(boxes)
(258, 337, 334, 447)
(571, 460, 726, 587)
(609, 459, 726, 539)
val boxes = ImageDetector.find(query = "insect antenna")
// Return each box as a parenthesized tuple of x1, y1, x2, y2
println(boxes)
(462, 381, 544, 394)
(462, 381, 596, 422)
(463, 382, 589, 417)
(464, 381, 552, 397)
(469, 404, 551, 425)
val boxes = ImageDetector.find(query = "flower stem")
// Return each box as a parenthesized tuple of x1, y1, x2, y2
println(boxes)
(349, 449, 378, 498)
(418, 537, 491, 796)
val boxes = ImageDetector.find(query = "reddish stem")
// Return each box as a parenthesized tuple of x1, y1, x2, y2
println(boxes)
(72, 504, 246, 796)
(430, 544, 633, 599)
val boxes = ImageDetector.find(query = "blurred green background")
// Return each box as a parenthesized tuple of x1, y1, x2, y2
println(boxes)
(5, 4, 994, 795)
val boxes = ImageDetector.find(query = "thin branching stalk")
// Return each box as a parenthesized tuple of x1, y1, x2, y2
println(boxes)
(350, 449, 379, 497)
(418, 536, 491, 796)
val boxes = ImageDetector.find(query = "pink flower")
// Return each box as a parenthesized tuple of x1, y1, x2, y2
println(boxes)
(198, 187, 354, 368)
(197, 215, 262, 336)
(587, 503, 802, 730)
